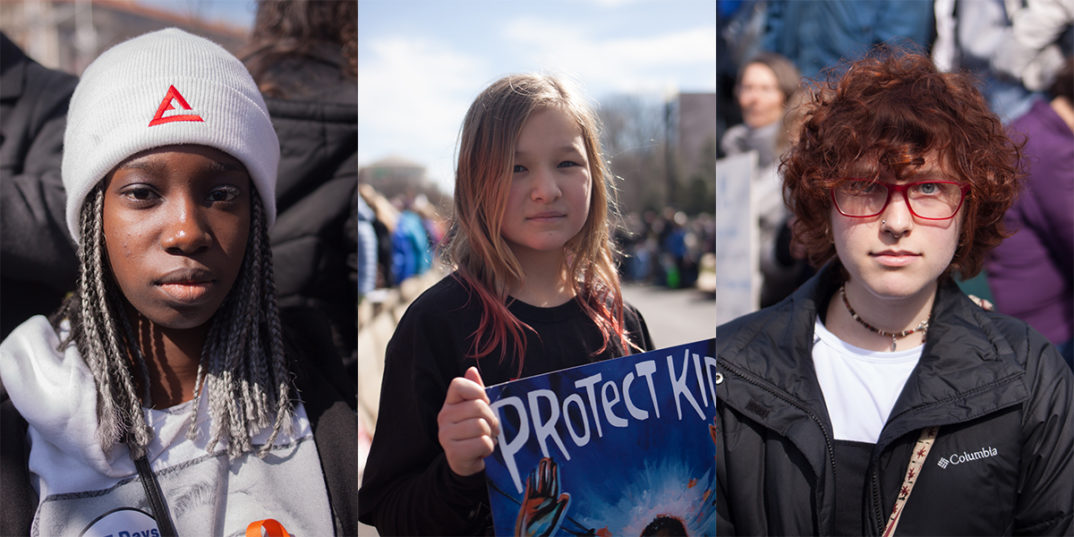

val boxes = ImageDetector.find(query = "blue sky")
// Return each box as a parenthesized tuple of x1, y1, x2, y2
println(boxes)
(359, 1, 716, 193)
(132, 1, 717, 194)
(138, 0, 257, 28)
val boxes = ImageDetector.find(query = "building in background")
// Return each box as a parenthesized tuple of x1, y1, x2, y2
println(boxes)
(359, 156, 451, 212)
(675, 92, 718, 186)
(672, 91, 718, 215)
(0, 0, 246, 75)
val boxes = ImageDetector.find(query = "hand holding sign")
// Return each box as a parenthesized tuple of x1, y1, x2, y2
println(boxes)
(438, 366, 501, 476)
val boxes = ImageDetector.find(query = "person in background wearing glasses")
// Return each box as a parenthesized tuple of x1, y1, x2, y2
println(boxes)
(714, 50, 1073, 536)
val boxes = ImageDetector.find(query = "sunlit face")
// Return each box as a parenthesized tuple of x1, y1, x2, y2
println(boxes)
(500, 106, 592, 262)
(738, 63, 786, 128)
(102, 145, 251, 330)
(831, 158, 964, 303)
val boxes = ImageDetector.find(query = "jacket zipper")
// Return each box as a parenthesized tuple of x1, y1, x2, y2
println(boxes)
(870, 468, 884, 535)
(719, 359, 839, 536)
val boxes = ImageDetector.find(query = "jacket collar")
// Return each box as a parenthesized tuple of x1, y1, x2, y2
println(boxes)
(715, 265, 838, 481)
(718, 263, 1029, 445)
(879, 273, 1028, 446)
(717, 263, 836, 424)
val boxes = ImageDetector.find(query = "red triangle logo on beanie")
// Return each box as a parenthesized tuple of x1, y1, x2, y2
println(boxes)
(148, 85, 204, 126)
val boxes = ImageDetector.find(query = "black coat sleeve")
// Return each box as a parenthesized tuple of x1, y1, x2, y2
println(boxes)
(0, 37, 79, 336)
(357, 299, 490, 536)
(1013, 328, 1074, 535)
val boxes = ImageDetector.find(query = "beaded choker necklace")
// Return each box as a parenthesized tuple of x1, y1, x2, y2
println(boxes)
(840, 285, 929, 351)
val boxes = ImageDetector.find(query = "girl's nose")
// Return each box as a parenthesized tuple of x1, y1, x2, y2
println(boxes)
(879, 191, 914, 237)
(161, 198, 211, 254)
(530, 166, 562, 202)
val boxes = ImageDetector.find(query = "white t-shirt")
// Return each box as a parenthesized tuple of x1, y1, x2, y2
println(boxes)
(812, 318, 923, 443)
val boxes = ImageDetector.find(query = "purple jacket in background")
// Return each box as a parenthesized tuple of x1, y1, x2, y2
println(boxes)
(987, 98, 1074, 345)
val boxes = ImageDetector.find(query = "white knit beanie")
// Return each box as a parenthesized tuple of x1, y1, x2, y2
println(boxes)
(62, 28, 279, 244)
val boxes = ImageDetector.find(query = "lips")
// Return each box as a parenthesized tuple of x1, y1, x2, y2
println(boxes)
(872, 250, 920, 267)
(526, 211, 567, 222)
(154, 268, 216, 303)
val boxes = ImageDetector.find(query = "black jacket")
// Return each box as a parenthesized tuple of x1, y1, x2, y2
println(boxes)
(715, 265, 1074, 535)
(0, 308, 358, 536)
(251, 45, 359, 366)
(0, 32, 79, 338)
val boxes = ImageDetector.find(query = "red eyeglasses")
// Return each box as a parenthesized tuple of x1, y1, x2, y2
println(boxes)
(831, 179, 970, 220)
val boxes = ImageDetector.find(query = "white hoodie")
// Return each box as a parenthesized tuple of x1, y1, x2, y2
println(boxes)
(0, 316, 333, 537)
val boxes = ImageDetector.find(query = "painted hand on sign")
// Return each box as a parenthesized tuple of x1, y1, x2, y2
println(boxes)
(515, 457, 571, 537)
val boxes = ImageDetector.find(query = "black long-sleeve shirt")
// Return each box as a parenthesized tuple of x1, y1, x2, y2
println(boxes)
(358, 273, 653, 535)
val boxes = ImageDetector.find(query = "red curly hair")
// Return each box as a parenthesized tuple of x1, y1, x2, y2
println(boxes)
(782, 49, 1023, 278)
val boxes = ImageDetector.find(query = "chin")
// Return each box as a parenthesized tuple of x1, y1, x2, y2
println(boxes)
(511, 238, 571, 254)
(143, 307, 219, 331)
(862, 276, 934, 300)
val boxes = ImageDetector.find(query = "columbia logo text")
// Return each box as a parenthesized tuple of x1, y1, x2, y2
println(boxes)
(936, 446, 998, 469)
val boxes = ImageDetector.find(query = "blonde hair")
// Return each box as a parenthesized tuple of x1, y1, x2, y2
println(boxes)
(442, 74, 632, 374)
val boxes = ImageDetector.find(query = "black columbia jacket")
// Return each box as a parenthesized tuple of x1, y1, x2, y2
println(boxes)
(715, 265, 1074, 536)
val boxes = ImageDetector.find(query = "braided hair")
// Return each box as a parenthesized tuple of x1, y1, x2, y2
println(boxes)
(53, 185, 293, 460)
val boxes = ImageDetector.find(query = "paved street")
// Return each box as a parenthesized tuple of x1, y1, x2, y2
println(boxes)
(621, 283, 715, 347)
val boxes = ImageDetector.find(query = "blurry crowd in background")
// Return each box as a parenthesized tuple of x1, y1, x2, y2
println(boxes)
(616, 209, 716, 292)
(356, 184, 445, 298)
(716, 0, 1073, 365)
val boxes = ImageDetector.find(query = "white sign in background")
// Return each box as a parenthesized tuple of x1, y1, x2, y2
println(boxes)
(715, 151, 759, 325)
